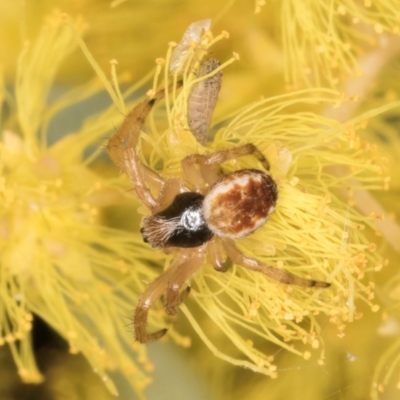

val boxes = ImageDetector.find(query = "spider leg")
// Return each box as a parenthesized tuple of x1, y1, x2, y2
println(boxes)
(108, 88, 185, 211)
(107, 90, 164, 169)
(222, 238, 330, 288)
(107, 90, 166, 210)
(181, 154, 222, 190)
(153, 178, 184, 214)
(199, 143, 270, 171)
(124, 147, 158, 209)
(208, 237, 232, 272)
(134, 248, 205, 343)
(181, 143, 270, 191)
(123, 147, 183, 211)
(164, 286, 191, 316)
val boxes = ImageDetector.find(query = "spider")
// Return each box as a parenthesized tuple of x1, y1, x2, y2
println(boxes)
(107, 88, 330, 344)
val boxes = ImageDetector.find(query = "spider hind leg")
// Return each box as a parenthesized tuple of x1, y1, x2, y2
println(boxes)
(165, 286, 191, 316)
(134, 304, 168, 343)
(223, 239, 330, 288)
(133, 250, 205, 343)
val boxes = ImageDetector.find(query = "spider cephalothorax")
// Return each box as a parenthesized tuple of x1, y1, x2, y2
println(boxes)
(107, 88, 330, 344)
(141, 192, 213, 249)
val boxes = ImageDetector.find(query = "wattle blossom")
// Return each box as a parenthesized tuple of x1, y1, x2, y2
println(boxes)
(0, 2, 399, 399)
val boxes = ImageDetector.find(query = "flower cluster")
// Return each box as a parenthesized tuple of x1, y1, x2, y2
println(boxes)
(109, 28, 386, 376)
(0, 11, 167, 397)
(0, 2, 399, 399)
(275, 0, 400, 88)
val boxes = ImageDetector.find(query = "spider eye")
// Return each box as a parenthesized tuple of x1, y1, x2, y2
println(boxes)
(203, 169, 278, 239)
(141, 192, 213, 249)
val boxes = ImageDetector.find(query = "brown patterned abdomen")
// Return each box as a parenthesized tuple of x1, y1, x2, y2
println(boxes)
(203, 169, 278, 239)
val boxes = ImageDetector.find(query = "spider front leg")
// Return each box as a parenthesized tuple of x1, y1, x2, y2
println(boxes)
(186, 143, 270, 171)
(223, 238, 330, 288)
(134, 249, 205, 343)
(181, 153, 222, 192)
(124, 147, 183, 212)
(181, 143, 270, 191)
(207, 143, 270, 171)
(107, 93, 162, 170)
(107, 89, 174, 211)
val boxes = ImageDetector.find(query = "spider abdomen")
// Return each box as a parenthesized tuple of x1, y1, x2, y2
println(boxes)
(203, 169, 278, 239)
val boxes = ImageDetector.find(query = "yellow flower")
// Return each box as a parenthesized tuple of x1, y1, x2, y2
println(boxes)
(0, 11, 166, 397)
(2, 3, 400, 399)
(352, 49, 400, 398)
(96, 26, 388, 377)
(259, 0, 400, 88)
